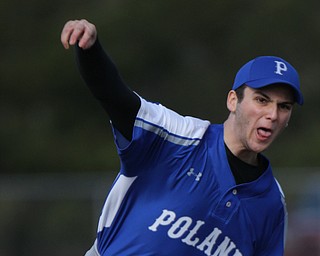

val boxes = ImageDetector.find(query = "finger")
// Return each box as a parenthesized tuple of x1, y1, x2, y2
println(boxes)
(61, 20, 77, 49)
(61, 19, 96, 50)
(78, 23, 97, 49)
(61, 20, 85, 49)
(68, 24, 86, 46)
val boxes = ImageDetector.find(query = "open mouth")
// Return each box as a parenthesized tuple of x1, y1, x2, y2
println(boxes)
(257, 127, 272, 139)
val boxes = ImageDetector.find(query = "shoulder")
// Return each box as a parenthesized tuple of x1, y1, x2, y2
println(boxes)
(135, 96, 211, 143)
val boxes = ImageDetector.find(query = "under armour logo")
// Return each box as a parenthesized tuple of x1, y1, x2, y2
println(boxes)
(187, 168, 202, 181)
(274, 61, 287, 75)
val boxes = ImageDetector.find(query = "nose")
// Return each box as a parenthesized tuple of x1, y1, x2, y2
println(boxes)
(266, 103, 278, 121)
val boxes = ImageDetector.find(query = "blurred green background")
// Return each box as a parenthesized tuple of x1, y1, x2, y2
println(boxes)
(1, 0, 319, 255)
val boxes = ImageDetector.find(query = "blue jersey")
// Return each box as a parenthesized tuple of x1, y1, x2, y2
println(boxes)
(88, 97, 287, 256)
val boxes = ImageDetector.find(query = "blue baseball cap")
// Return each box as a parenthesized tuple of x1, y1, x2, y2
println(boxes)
(232, 56, 303, 105)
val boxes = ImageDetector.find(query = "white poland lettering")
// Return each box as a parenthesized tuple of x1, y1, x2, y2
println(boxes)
(148, 209, 242, 256)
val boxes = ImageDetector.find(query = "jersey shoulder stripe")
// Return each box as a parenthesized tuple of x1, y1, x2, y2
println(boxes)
(135, 97, 210, 146)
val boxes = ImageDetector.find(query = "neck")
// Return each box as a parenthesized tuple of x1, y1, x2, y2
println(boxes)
(223, 119, 259, 166)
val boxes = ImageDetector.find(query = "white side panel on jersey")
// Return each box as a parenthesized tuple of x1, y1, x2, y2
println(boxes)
(98, 175, 137, 232)
(275, 178, 288, 247)
(136, 97, 210, 146)
(84, 239, 100, 256)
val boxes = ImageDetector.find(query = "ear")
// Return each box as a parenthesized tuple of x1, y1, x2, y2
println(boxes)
(226, 90, 238, 113)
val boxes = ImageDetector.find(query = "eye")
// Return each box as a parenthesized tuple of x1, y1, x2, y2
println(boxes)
(255, 96, 268, 104)
(279, 103, 293, 111)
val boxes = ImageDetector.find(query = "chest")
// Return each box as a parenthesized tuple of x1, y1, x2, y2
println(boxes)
(120, 165, 256, 256)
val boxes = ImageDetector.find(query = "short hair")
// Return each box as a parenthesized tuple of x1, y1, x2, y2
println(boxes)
(235, 85, 246, 103)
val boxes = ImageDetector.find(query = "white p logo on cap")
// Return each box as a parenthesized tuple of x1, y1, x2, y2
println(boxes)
(274, 61, 288, 75)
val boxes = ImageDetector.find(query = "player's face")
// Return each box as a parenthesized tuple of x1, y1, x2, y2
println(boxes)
(232, 85, 294, 154)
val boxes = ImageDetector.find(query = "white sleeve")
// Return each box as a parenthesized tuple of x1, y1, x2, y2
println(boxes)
(136, 97, 211, 145)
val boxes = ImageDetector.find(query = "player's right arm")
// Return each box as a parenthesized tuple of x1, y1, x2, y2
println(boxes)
(61, 19, 140, 141)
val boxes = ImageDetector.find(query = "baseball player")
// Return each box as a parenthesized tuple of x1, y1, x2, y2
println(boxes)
(61, 19, 303, 256)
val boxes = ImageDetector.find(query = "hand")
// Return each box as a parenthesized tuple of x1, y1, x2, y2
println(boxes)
(61, 19, 97, 50)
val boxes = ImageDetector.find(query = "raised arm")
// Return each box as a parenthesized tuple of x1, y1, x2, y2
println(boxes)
(61, 19, 140, 140)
